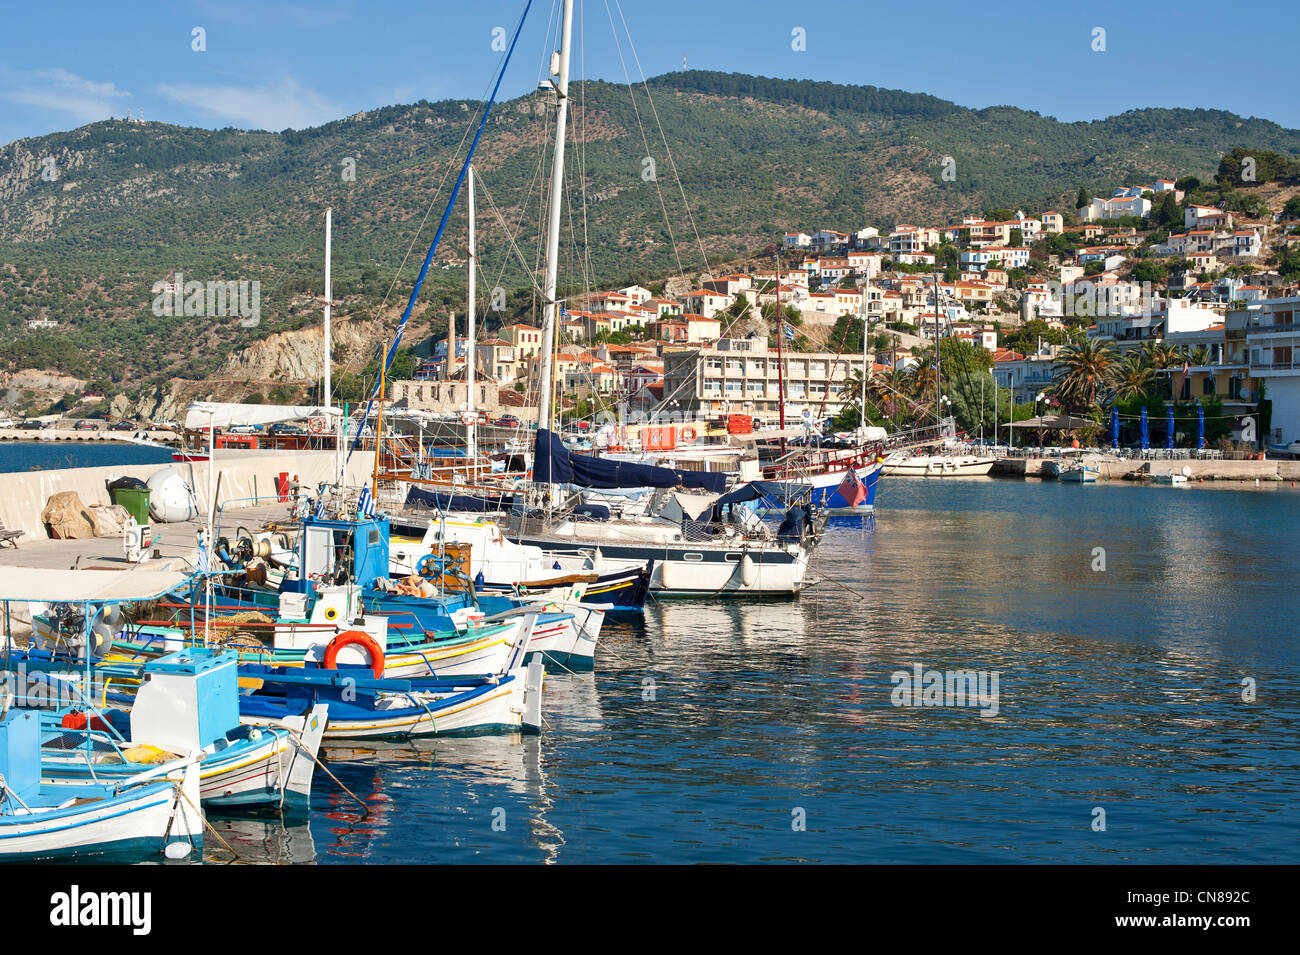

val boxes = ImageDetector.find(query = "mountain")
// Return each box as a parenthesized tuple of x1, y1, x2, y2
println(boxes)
(2, 69, 1298, 405)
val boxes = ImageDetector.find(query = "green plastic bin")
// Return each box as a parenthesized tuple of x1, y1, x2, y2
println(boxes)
(108, 487, 150, 525)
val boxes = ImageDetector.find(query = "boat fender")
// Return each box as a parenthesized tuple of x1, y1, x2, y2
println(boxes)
(740, 553, 757, 587)
(322, 630, 385, 679)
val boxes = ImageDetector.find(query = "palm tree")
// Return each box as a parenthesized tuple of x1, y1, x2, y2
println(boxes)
(1188, 345, 1212, 367)
(1112, 352, 1155, 401)
(1142, 341, 1184, 370)
(1053, 338, 1118, 412)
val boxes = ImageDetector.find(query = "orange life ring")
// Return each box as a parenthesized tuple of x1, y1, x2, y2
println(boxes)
(322, 630, 385, 678)
(681, 427, 697, 441)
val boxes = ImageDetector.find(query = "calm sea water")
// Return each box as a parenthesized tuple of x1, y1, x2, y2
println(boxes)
(0, 441, 173, 473)
(204, 477, 1299, 864)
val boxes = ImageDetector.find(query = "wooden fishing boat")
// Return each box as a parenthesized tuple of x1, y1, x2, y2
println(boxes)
(1, 709, 203, 861)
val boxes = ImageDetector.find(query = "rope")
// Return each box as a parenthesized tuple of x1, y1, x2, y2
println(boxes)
(178, 785, 241, 860)
(286, 729, 370, 816)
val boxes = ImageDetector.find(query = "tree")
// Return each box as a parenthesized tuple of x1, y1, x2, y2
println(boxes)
(1151, 191, 1180, 229)
(1076, 187, 1092, 210)
(1283, 196, 1300, 220)
(1053, 338, 1118, 412)
(1111, 352, 1155, 401)
(1131, 261, 1167, 285)
(1008, 228, 1023, 248)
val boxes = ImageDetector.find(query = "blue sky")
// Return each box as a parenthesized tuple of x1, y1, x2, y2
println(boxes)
(2, 0, 1298, 147)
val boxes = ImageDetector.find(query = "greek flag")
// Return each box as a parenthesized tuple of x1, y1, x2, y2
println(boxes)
(784, 323, 795, 341)
(358, 485, 375, 519)
(196, 534, 210, 574)
(559, 304, 570, 319)
(314, 497, 327, 519)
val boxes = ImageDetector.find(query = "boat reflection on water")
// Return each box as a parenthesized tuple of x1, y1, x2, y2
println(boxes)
(204, 814, 317, 865)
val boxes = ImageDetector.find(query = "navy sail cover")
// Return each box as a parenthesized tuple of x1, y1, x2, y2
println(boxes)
(534, 430, 726, 493)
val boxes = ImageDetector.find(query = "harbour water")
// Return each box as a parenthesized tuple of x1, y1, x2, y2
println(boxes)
(209, 478, 1300, 864)
(0, 441, 173, 474)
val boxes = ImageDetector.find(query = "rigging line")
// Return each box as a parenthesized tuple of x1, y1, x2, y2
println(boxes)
(477, 176, 550, 300)
(577, 0, 596, 300)
(612, 0, 712, 274)
(328, 40, 519, 402)
(601, 0, 685, 279)
(481, 105, 552, 323)
(347, 0, 536, 462)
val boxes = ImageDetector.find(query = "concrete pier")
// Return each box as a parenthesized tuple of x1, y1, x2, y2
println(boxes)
(0, 449, 375, 543)
(991, 454, 1300, 482)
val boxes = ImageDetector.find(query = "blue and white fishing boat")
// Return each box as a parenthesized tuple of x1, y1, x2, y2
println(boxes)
(1, 708, 204, 861)
(35, 649, 328, 812)
(239, 639, 546, 740)
(0, 565, 206, 860)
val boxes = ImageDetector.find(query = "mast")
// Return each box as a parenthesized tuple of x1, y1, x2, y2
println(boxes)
(324, 207, 338, 486)
(535, 0, 575, 434)
(860, 271, 870, 439)
(774, 252, 788, 459)
(466, 165, 477, 481)
(933, 272, 942, 423)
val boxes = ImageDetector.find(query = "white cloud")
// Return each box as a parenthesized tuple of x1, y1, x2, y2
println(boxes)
(1, 68, 131, 125)
(156, 77, 339, 131)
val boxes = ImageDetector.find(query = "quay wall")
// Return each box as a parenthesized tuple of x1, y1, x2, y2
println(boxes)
(0, 450, 376, 541)
(993, 456, 1300, 482)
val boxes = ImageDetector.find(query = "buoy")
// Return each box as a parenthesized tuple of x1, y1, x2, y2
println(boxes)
(164, 841, 192, 861)
(323, 629, 385, 678)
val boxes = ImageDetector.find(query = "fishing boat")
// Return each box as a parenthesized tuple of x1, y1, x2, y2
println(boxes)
(390, 507, 653, 612)
(239, 637, 545, 740)
(1, 563, 211, 861)
(0, 709, 204, 861)
(1059, 462, 1100, 483)
(1151, 466, 1191, 485)
(35, 648, 328, 812)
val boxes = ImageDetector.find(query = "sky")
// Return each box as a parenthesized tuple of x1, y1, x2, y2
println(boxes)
(2, 0, 1299, 147)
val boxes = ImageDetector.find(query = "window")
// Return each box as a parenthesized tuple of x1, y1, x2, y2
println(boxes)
(1203, 376, 1215, 395)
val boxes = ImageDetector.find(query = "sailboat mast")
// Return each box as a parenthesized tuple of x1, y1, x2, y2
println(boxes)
(860, 271, 869, 438)
(535, 0, 574, 433)
(934, 272, 942, 423)
(467, 165, 477, 482)
(775, 252, 787, 458)
(324, 207, 338, 485)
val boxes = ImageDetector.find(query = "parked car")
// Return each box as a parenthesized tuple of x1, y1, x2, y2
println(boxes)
(110, 420, 137, 431)
(269, 423, 306, 435)
(496, 414, 521, 428)
(0, 418, 15, 429)
(73, 419, 100, 431)
(227, 424, 262, 434)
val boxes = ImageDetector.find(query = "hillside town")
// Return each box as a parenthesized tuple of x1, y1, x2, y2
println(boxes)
(391, 174, 1300, 453)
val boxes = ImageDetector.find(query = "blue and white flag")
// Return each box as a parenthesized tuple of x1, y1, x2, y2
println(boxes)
(358, 485, 375, 519)
(783, 323, 795, 341)
(314, 497, 327, 519)
(197, 534, 210, 574)
(559, 304, 570, 319)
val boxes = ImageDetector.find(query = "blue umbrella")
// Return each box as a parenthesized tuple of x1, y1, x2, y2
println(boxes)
(1166, 405, 1175, 449)
(1197, 400, 1205, 449)
(1140, 406, 1149, 450)
(1111, 406, 1119, 449)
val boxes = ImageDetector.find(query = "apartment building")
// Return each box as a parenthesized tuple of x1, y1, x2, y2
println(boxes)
(661, 337, 865, 419)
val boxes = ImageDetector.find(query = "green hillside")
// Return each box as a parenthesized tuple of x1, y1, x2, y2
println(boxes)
(2, 69, 1298, 395)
